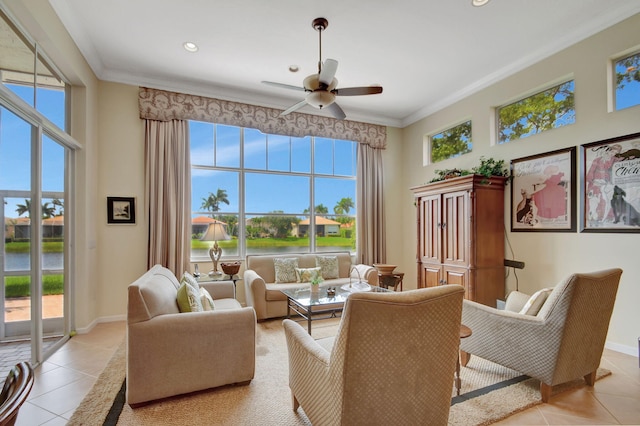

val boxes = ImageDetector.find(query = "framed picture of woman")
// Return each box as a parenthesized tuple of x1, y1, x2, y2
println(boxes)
(581, 132, 640, 232)
(511, 147, 577, 232)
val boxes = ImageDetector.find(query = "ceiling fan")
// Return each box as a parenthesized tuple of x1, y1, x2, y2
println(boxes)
(262, 17, 383, 120)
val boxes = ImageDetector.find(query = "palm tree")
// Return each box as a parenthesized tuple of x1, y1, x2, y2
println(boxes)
(304, 204, 329, 214)
(52, 198, 64, 216)
(334, 197, 354, 215)
(16, 199, 65, 219)
(200, 189, 229, 217)
(42, 202, 56, 219)
(16, 199, 31, 217)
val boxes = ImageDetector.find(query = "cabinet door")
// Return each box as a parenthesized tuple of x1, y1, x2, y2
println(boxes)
(417, 194, 441, 264)
(420, 263, 442, 288)
(441, 190, 470, 267)
(442, 266, 470, 298)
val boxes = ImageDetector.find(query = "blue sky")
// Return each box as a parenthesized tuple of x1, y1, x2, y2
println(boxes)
(190, 122, 357, 216)
(2, 85, 65, 219)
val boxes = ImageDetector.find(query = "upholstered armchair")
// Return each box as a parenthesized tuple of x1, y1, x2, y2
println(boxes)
(460, 268, 622, 403)
(283, 285, 464, 425)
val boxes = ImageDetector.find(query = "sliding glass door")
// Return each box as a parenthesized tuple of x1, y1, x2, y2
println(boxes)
(0, 106, 71, 371)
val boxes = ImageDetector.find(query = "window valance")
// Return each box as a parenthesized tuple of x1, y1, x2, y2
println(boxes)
(138, 87, 386, 149)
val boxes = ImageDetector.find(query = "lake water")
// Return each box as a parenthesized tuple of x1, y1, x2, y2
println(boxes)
(4, 253, 63, 271)
(8, 247, 351, 271)
(192, 246, 350, 258)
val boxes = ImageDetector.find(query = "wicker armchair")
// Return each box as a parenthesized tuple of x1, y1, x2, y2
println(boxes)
(0, 362, 34, 426)
(460, 268, 622, 402)
(283, 285, 464, 426)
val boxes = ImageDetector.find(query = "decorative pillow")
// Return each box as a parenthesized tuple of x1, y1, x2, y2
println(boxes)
(295, 267, 322, 283)
(177, 282, 203, 313)
(274, 258, 299, 283)
(180, 271, 199, 291)
(200, 287, 215, 311)
(316, 255, 339, 279)
(518, 288, 553, 316)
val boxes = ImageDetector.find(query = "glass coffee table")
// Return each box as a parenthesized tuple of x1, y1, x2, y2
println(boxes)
(281, 284, 392, 334)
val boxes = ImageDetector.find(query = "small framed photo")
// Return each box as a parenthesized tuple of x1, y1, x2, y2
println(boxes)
(581, 132, 640, 233)
(511, 147, 576, 232)
(107, 197, 136, 224)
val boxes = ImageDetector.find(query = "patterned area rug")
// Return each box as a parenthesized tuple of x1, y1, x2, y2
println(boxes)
(68, 318, 610, 426)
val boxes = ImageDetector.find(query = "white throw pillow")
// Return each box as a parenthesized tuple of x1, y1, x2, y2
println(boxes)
(200, 287, 215, 311)
(180, 271, 199, 291)
(316, 255, 339, 279)
(518, 288, 553, 316)
(274, 258, 299, 283)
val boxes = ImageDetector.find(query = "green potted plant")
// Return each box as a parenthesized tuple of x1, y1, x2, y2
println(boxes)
(429, 157, 509, 184)
(310, 275, 323, 295)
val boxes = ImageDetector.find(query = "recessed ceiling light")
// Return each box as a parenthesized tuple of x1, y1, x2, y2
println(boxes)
(472, 0, 490, 6)
(289, 65, 300, 73)
(183, 42, 198, 52)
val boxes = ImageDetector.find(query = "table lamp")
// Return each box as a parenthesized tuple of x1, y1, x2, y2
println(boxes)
(200, 221, 231, 275)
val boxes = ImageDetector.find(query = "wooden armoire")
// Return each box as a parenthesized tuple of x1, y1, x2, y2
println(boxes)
(411, 174, 507, 307)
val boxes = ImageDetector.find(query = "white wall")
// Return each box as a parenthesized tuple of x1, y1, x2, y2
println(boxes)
(394, 13, 640, 355)
(96, 82, 147, 318)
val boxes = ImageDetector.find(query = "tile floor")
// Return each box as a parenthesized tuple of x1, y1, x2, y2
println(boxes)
(8, 321, 640, 425)
(12, 321, 125, 426)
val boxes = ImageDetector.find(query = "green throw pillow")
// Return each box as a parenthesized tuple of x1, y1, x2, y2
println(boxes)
(177, 282, 203, 313)
(295, 267, 322, 283)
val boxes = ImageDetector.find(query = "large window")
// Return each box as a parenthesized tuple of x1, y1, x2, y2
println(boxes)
(497, 80, 575, 144)
(1, 6, 73, 370)
(190, 122, 357, 260)
(614, 51, 640, 110)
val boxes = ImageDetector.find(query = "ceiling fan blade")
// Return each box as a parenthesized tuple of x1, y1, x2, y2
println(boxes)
(280, 99, 308, 116)
(326, 102, 346, 120)
(334, 86, 383, 96)
(262, 81, 307, 92)
(319, 59, 338, 86)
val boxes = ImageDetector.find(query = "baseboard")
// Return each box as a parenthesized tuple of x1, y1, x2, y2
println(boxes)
(605, 340, 639, 357)
(75, 314, 126, 335)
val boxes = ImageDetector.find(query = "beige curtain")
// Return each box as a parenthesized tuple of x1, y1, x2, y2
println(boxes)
(145, 119, 191, 276)
(356, 143, 385, 265)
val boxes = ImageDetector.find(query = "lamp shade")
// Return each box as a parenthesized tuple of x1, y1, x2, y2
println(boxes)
(200, 221, 231, 241)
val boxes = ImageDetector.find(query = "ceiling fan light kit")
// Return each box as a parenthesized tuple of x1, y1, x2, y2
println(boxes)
(262, 17, 383, 120)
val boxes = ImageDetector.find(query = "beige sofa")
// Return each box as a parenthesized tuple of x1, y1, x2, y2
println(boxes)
(126, 265, 256, 405)
(243, 252, 378, 320)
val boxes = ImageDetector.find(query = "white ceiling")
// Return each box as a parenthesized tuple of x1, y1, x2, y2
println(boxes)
(49, 0, 640, 127)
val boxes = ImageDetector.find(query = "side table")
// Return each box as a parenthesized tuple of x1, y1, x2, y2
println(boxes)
(378, 272, 404, 291)
(195, 273, 242, 299)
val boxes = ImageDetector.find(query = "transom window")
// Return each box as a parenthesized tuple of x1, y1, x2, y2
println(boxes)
(190, 121, 357, 260)
(497, 80, 575, 144)
(614, 51, 640, 110)
(429, 120, 472, 163)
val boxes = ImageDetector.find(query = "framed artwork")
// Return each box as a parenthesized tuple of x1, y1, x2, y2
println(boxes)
(581, 132, 640, 232)
(511, 147, 576, 232)
(107, 197, 136, 224)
